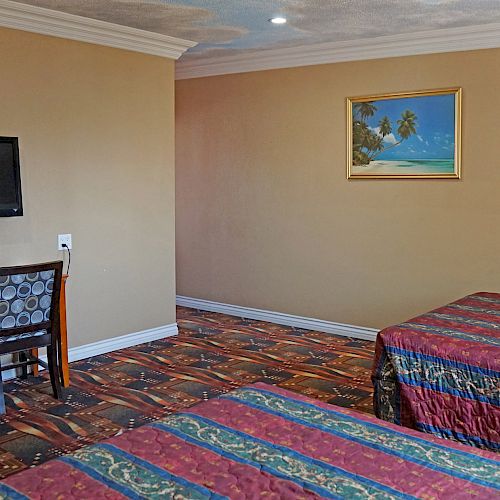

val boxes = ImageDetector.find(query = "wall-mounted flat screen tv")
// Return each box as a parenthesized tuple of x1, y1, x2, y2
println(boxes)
(0, 137, 23, 217)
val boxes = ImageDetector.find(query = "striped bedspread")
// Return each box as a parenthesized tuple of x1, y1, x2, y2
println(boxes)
(372, 292, 499, 451)
(0, 383, 498, 499)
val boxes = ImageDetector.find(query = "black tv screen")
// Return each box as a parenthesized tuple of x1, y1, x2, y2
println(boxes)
(0, 137, 23, 217)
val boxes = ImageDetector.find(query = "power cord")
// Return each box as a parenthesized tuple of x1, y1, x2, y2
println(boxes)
(62, 243, 71, 275)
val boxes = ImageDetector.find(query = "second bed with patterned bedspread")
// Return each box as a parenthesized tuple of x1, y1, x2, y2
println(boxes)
(372, 292, 499, 451)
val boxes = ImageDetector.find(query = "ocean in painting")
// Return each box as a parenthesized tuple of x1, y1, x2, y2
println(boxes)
(351, 159, 455, 175)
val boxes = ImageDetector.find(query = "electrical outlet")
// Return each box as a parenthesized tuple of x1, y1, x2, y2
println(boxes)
(58, 234, 72, 250)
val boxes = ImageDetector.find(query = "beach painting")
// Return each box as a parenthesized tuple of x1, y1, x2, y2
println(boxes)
(347, 88, 461, 179)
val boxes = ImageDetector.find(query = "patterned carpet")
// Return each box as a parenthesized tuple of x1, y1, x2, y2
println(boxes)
(0, 307, 375, 479)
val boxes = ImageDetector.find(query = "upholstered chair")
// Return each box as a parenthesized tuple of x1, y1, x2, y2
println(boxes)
(0, 261, 63, 413)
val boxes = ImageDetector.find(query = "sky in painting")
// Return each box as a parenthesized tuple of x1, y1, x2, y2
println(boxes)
(364, 93, 456, 160)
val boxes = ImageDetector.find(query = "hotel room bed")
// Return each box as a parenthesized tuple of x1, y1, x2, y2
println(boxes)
(0, 382, 498, 499)
(372, 292, 499, 451)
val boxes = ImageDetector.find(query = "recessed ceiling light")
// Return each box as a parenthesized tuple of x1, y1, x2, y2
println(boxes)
(270, 17, 287, 25)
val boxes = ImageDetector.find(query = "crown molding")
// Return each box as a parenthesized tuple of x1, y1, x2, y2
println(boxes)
(0, 0, 196, 59)
(176, 22, 500, 79)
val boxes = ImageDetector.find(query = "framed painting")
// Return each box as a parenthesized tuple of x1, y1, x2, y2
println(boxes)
(347, 88, 461, 179)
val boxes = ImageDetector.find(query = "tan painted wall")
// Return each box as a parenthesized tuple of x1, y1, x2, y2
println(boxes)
(0, 28, 176, 347)
(176, 49, 500, 329)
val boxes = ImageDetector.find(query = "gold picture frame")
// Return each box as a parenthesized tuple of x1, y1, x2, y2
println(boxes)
(347, 88, 462, 179)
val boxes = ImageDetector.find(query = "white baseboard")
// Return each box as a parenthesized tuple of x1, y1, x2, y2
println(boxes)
(176, 296, 378, 342)
(64, 323, 178, 363)
(2, 322, 178, 381)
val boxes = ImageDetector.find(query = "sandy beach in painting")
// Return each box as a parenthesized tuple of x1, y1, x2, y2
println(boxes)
(351, 159, 455, 175)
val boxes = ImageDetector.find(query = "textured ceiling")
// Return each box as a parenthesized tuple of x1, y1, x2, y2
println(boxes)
(13, 0, 500, 60)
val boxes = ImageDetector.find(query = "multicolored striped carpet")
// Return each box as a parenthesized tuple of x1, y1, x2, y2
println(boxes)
(0, 307, 374, 479)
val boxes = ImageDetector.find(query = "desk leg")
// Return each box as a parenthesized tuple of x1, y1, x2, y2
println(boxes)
(30, 276, 69, 385)
(31, 349, 39, 376)
(60, 275, 70, 387)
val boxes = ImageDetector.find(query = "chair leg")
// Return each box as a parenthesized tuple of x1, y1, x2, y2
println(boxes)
(47, 346, 62, 400)
(0, 359, 5, 414)
(56, 337, 64, 386)
(19, 351, 28, 380)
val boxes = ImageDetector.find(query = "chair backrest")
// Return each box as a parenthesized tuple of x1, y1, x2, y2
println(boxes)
(0, 261, 63, 338)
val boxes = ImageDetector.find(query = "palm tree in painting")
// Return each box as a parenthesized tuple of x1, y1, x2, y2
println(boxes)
(397, 110, 417, 139)
(368, 136, 384, 159)
(371, 109, 417, 160)
(352, 105, 418, 165)
(353, 102, 377, 120)
(352, 120, 370, 152)
(378, 116, 392, 137)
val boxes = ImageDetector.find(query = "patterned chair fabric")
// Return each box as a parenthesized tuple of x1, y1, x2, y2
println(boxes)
(0, 271, 54, 343)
